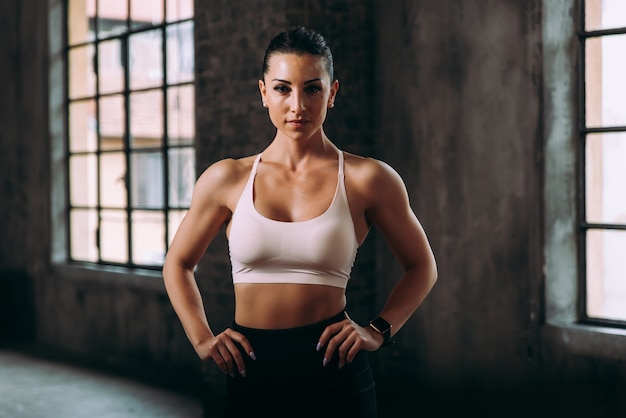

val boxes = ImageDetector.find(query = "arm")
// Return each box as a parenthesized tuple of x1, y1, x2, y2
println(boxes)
(162, 159, 254, 377)
(319, 159, 437, 365)
(365, 161, 438, 337)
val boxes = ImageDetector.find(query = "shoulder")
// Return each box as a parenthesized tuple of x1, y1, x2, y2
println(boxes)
(191, 155, 257, 207)
(343, 152, 407, 193)
(342, 151, 412, 219)
(196, 156, 255, 187)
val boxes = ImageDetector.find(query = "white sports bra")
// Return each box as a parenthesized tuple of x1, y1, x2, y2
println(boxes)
(228, 151, 359, 289)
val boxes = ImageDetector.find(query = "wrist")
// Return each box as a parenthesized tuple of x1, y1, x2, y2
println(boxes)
(191, 332, 214, 350)
(368, 316, 394, 347)
(367, 326, 385, 347)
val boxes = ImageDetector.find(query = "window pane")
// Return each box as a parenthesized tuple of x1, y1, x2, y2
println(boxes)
(68, 45, 95, 99)
(129, 29, 163, 89)
(98, 0, 127, 39)
(69, 155, 97, 206)
(69, 99, 97, 152)
(131, 210, 165, 265)
(98, 39, 124, 95)
(167, 21, 194, 84)
(70, 209, 98, 262)
(585, 35, 626, 127)
(166, 0, 193, 22)
(130, 90, 163, 148)
(100, 152, 127, 207)
(167, 85, 194, 145)
(168, 148, 194, 207)
(586, 133, 626, 224)
(587, 229, 626, 321)
(100, 209, 128, 263)
(585, 0, 626, 31)
(131, 151, 164, 209)
(168, 209, 187, 245)
(99, 94, 125, 150)
(67, 0, 193, 268)
(131, 0, 164, 30)
(68, 0, 95, 45)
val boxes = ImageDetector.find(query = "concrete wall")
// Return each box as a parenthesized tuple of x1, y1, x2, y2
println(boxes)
(0, 0, 49, 342)
(372, 1, 543, 414)
(1, 0, 626, 417)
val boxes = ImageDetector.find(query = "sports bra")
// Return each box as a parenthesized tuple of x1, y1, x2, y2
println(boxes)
(228, 150, 359, 289)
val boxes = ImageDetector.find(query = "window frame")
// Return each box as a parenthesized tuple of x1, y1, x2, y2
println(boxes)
(577, 0, 626, 327)
(63, 0, 195, 270)
(542, 0, 626, 360)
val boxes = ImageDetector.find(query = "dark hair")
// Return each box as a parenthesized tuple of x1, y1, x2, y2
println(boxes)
(262, 26, 334, 81)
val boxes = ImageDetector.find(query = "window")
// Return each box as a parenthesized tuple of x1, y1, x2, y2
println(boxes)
(66, 0, 195, 268)
(581, 0, 626, 323)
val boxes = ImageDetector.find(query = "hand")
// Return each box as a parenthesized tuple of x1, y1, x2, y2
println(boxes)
(196, 328, 256, 378)
(316, 314, 384, 369)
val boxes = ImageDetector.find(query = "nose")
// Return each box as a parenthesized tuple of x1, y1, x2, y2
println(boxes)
(290, 90, 305, 113)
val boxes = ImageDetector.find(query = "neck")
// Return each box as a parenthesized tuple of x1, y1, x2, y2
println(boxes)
(265, 129, 337, 169)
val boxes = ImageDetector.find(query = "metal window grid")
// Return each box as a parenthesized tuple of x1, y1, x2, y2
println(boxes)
(64, 0, 194, 269)
(578, 0, 626, 327)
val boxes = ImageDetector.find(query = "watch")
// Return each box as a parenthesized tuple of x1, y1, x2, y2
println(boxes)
(369, 316, 394, 346)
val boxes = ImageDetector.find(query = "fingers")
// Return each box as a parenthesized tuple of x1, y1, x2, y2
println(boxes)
(316, 320, 345, 351)
(206, 329, 255, 378)
(221, 331, 247, 377)
(319, 319, 366, 368)
(337, 332, 360, 368)
(227, 329, 257, 362)
(213, 340, 236, 376)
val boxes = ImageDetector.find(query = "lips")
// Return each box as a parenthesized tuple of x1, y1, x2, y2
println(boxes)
(287, 120, 310, 127)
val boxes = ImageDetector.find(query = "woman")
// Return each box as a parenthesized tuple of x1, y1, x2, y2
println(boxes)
(163, 26, 437, 418)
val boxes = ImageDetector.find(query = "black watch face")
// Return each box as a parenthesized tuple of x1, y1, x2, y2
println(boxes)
(371, 317, 390, 334)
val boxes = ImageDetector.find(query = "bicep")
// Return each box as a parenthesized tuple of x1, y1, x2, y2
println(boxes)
(165, 168, 233, 270)
(366, 166, 434, 270)
(167, 204, 229, 269)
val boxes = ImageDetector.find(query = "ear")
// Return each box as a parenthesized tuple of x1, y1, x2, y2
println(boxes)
(259, 79, 267, 106)
(329, 79, 339, 106)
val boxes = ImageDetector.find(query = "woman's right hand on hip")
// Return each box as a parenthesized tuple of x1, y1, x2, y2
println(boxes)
(197, 328, 256, 378)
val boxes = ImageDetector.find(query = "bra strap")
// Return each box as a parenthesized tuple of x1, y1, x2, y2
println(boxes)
(338, 150, 344, 177)
(250, 153, 262, 179)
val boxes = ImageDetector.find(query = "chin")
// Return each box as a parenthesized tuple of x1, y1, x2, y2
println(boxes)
(287, 133, 314, 142)
(277, 129, 313, 142)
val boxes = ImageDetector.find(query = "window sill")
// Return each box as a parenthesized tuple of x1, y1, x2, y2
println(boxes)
(51, 262, 166, 293)
(541, 322, 626, 362)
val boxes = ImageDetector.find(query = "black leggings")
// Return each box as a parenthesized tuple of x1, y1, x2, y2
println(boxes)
(224, 312, 377, 418)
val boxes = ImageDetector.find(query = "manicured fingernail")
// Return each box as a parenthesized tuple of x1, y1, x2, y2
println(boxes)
(322, 357, 329, 367)
(316, 342, 322, 351)
(240, 369, 247, 378)
(249, 351, 257, 360)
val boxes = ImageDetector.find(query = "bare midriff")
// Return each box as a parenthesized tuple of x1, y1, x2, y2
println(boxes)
(233, 283, 346, 329)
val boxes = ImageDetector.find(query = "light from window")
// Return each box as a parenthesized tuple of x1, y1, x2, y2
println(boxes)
(66, 0, 195, 268)
(583, 0, 626, 322)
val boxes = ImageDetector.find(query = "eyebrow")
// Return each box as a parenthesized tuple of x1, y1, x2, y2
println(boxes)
(271, 78, 322, 85)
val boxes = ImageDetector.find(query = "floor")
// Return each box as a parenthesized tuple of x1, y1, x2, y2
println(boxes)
(0, 349, 203, 418)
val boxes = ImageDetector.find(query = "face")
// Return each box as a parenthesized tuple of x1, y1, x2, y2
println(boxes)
(259, 53, 339, 142)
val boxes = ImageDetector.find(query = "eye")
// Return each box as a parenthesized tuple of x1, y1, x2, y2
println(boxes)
(305, 85, 322, 93)
(273, 84, 290, 93)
